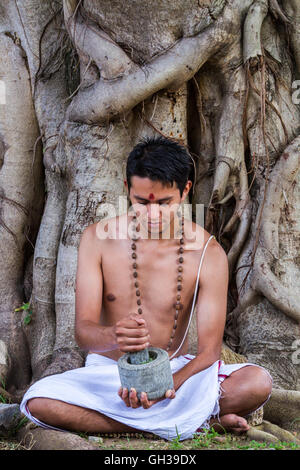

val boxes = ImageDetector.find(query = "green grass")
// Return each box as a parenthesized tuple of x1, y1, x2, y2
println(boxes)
(0, 378, 12, 404)
(190, 428, 225, 449)
(188, 429, 300, 450)
(169, 426, 184, 450)
(0, 394, 8, 404)
(1, 432, 299, 451)
(1, 420, 299, 451)
(72, 425, 300, 451)
(15, 301, 33, 325)
(235, 440, 300, 450)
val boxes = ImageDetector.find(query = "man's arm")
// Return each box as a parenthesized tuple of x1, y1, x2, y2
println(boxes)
(172, 239, 229, 391)
(75, 223, 150, 353)
(75, 224, 118, 352)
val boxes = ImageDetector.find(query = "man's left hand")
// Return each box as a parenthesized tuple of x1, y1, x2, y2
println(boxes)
(118, 386, 176, 409)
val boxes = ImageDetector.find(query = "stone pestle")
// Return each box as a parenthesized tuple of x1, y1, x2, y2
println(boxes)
(129, 348, 150, 364)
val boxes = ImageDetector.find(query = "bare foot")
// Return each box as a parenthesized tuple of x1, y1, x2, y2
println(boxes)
(209, 413, 250, 435)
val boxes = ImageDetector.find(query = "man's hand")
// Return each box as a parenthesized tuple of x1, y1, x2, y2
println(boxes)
(118, 386, 176, 409)
(114, 313, 150, 352)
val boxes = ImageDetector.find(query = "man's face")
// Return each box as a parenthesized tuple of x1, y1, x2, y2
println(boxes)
(126, 176, 191, 237)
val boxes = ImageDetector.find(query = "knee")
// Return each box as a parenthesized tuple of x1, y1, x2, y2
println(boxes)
(27, 398, 47, 421)
(248, 366, 273, 404)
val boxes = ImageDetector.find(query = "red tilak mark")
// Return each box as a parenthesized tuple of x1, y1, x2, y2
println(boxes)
(149, 193, 155, 200)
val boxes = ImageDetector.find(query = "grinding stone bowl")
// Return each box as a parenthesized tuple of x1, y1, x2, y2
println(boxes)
(117, 347, 174, 400)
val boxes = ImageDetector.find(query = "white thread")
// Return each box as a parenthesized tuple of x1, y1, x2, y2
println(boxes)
(169, 234, 215, 360)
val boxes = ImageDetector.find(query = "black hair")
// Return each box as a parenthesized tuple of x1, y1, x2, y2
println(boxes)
(126, 136, 193, 197)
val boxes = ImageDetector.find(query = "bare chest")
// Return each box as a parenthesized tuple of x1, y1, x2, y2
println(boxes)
(100, 239, 202, 327)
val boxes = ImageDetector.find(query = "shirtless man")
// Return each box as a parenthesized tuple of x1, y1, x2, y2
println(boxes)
(23, 136, 272, 438)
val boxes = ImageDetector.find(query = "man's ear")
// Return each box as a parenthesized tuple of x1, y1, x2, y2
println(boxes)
(124, 179, 129, 196)
(124, 180, 132, 207)
(181, 180, 193, 202)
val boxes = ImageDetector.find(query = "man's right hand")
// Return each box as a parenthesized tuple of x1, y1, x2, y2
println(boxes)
(114, 313, 150, 352)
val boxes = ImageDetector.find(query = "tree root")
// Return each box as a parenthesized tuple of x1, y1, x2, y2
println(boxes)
(246, 427, 280, 443)
(17, 424, 99, 450)
(38, 348, 85, 379)
(0, 340, 10, 387)
(63, 0, 136, 80)
(246, 421, 300, 445)
(205, 43, 251, 277)
(263, 388, 300, 432)
(252, 135, 300, 323)
(64, 0, 233, 124)
(269, 0, 291, 24)
(225, 161, 253, 279)
(243, 0, 269, 65)
(282, 0, 300, 78)
(256, 420, 300, 444)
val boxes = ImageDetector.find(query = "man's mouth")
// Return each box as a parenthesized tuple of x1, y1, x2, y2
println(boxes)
(148, 221, 161, 226)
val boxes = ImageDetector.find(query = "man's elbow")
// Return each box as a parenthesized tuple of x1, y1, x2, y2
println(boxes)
(198, 345, 222, 366)
(75, 332, 86, 351)
(207, 350, 221, 366)
(74, 320, 89, 350)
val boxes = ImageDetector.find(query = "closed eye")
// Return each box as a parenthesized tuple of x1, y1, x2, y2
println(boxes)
(138, 201, 170, 206)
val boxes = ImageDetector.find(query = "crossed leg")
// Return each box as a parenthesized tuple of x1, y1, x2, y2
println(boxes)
(209, 365, 272, 434)
(26, 365, 272, 435)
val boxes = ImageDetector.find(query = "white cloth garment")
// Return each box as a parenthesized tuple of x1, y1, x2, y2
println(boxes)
(20, 353, 272, 441)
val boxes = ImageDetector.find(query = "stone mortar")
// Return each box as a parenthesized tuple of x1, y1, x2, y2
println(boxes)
(118, 347, 174, 400)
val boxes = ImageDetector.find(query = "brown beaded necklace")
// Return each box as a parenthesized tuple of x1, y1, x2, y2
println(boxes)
(130, 209, 184, 352)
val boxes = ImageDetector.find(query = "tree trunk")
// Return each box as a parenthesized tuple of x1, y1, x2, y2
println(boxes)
(0, 0, 299, 428)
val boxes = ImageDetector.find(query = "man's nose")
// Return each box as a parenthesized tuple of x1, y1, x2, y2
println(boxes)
(148, 203, 160, 220)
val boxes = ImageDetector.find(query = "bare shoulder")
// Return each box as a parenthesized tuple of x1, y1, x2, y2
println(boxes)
(200, 234, 228, 286)
(79, 219, 112, 261)
(78, 223, 102, 262)
(185, 219, 228, 276)
(94, 213, 129, 240)
(82, 214, 128, 249)
(183, 220, 213, 251)
(205, 236, 228, 273)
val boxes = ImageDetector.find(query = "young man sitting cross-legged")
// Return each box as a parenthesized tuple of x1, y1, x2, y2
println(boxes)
(21, 136, 272, 440)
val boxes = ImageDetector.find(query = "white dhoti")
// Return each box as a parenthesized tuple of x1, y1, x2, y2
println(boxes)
(20, 353, 272, 441)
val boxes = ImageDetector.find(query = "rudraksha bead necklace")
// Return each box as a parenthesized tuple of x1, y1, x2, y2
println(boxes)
(130, 210, 184, 352)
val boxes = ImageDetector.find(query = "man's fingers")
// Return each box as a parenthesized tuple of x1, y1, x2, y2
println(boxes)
(119, 386, 174, 409)
(115, 314, 150, 353)
(120, 344, 150, 353)
(129, 313, 146, 325)
(120, 387, 130, 407)
(165, 389, 176, 399)
(140, 392, 162, 408)
(116, 329, 149, 340)
(119, 387, 140, 408)
(140, 392, 152, 409)
(115, 327, 149, 340)
(129, 388, 140, 408)
(116, 326, 150, 352)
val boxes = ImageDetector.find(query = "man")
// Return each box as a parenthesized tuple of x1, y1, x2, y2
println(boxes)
(21, 136, 272, 440)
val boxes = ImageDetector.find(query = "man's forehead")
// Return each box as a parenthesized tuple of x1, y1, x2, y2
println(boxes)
(130, 176, 177, 194)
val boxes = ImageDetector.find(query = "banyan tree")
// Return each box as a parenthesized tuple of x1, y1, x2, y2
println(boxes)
(0, 0, 299, 434)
